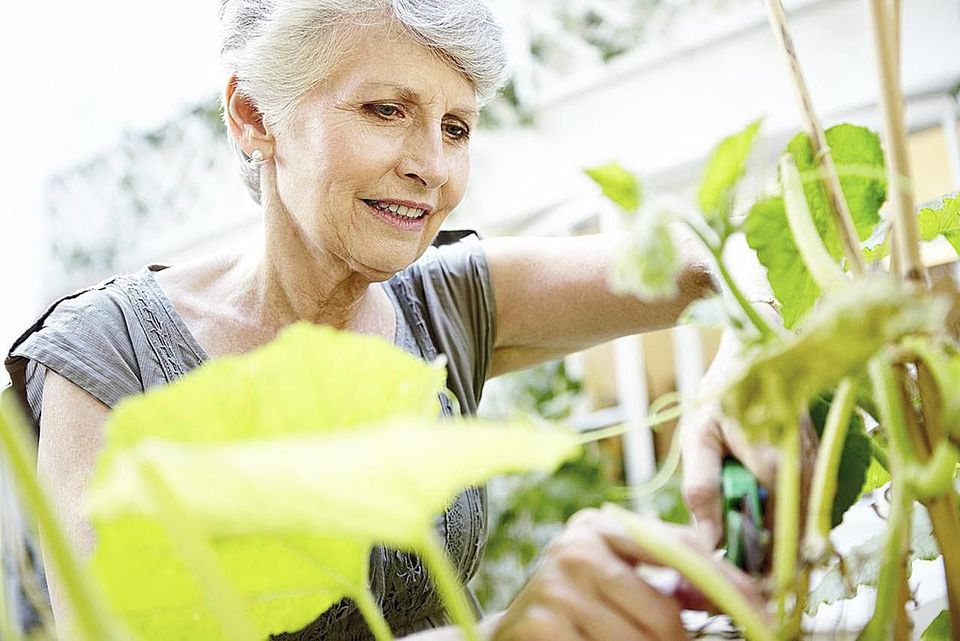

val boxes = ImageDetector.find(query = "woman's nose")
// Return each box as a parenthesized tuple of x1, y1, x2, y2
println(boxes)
(396, 126, 449, 190)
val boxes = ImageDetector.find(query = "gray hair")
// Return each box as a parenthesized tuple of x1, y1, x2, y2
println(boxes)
(219, 0, 509, 203)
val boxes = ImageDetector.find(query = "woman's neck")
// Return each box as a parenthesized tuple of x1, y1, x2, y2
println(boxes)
(230, 213, 385, 336)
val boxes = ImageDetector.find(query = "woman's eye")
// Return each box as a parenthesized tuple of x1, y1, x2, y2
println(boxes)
(369, 104, 402, 119)
(443, 122, 470, 141)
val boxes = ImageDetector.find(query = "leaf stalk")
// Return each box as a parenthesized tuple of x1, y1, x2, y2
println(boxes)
(603, 503, 777, 641)
(803, 378, 857, 559)
(0, 395, 125, 641)
(772, 420, 801, 634)
(780, 155, 847, 294)
(419, 530, 480, 641)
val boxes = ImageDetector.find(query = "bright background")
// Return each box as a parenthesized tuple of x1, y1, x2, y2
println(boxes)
(1, 0, 959, 633)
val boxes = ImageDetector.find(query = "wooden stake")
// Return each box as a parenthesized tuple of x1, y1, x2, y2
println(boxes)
(764, 0, 867, 277)
(868, 0, 926, 285)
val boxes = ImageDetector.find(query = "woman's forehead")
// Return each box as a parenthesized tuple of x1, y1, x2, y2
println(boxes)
(326, 22, 478, 110)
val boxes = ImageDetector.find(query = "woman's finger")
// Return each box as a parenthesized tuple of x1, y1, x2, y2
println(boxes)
(592, 561, 686, 640)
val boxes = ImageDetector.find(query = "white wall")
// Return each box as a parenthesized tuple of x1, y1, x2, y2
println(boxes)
(456, 0, 960, 233)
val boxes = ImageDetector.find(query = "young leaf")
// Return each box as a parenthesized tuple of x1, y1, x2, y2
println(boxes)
(743, 196, 820, 328)
(585, 162, 642, 214)
(786, 124, 886, 258)
(608, 206, 680, 301)
(921, 611, 952, 641)
(918, 191, 960, 256)
(857, 456, 891, 500)
(809, 396, 871, 527)
(722, 278, 947, 442)
(697, 119, 762, 228)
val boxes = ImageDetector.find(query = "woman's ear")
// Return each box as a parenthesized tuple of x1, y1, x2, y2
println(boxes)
(225, 75, 274, 157)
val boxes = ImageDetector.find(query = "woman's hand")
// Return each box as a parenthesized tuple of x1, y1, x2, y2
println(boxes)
(679, 323, 817, 549)
(491, 508, 766, 641)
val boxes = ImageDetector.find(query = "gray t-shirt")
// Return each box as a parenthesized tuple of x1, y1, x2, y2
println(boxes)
(4, 231, 497, 640)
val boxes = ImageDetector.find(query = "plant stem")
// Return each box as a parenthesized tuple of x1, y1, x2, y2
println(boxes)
(418, 530, 479, 641)
(353, 584, 395, 641)
(603, 503, 777, 641)
(140, 462, 260, 641)
(867, 0, 926, 286)
(712, 245, 779, 341)
(780, 155, 847, 293)
(906, 442, 960, 498)
(862, 358, 914, 640)
(860, 474, 912, 641)
(772, 421, 801, 634)
(803, 378, 857, 559)
(0, 492, 23, 641)
(0, 394, 124, 641)
(924, 495, 960, 639)
(904, 360, 960, 638)
(763, 0, 866, 276)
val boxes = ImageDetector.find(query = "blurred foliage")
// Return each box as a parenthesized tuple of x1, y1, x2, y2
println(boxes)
(472, 360, 690, 611)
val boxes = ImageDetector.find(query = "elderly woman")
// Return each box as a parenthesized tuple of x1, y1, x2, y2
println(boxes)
(6, 0, 775, 639)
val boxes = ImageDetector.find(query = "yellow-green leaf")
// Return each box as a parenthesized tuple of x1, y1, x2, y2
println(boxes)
(88, 421, 579, 547)
(918, 191, 960, 255)
(585, 162, 642, 214)
(722, 278, 947, 442)
(786, 124, 886, 258)
(743, 196, 821, 328)
(698, 119, 762, 226)
(86, 324, 579, 639)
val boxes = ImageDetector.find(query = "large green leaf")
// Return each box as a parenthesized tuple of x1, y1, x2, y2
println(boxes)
(785, 124, 886, 258)
(697, 119, 762, 228)
(90, 520, 365, 640)
(744, 125, 885, 328)
(921, 611, 952, 641)
(88, 422, 579, 546)
(585, 162, 642, 214)
(722, 278, 947, 442)
(102, 323, 445, 449)
(918, 191, 960, 256)
(744, 196, 821, 329)
(86, 323, 580, 640)
(809, 395, 872, 527)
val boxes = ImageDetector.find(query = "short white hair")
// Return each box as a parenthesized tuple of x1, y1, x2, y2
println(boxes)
(219, 0, 509, 202)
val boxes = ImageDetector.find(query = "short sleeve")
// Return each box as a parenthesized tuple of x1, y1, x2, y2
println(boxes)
(397, 234, 496, 415)
(5, 287, 145, 429)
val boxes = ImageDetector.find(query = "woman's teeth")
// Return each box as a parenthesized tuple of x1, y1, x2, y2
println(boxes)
(366, 200, 426, 219)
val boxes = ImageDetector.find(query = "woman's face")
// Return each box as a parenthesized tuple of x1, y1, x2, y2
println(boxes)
(269, 22, 479, 279)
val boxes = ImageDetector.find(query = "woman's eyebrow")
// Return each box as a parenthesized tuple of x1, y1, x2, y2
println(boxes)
(357, 81, 479, 121)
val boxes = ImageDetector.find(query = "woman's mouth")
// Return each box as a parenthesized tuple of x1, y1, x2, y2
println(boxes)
(362, 199, 430, 231)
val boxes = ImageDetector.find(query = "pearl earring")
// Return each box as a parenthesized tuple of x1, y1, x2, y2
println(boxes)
(249, 149, 265, 165)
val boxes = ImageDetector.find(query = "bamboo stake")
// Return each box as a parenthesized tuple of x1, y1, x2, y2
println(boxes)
(867, 0, 927, 285)
(764, 0, 867, 277)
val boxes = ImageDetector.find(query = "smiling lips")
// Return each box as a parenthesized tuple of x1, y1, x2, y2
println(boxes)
(363, 199, 430, 219)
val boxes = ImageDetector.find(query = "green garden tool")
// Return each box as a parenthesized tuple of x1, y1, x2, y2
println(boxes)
(721, 457, 770, 576)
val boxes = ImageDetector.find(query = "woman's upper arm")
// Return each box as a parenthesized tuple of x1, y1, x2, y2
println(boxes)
(37, 370, 110, 623)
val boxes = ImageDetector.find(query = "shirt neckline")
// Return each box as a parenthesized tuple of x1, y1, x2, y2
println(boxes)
(140, 264, 211, 364)
(139, 264, 411, 361)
